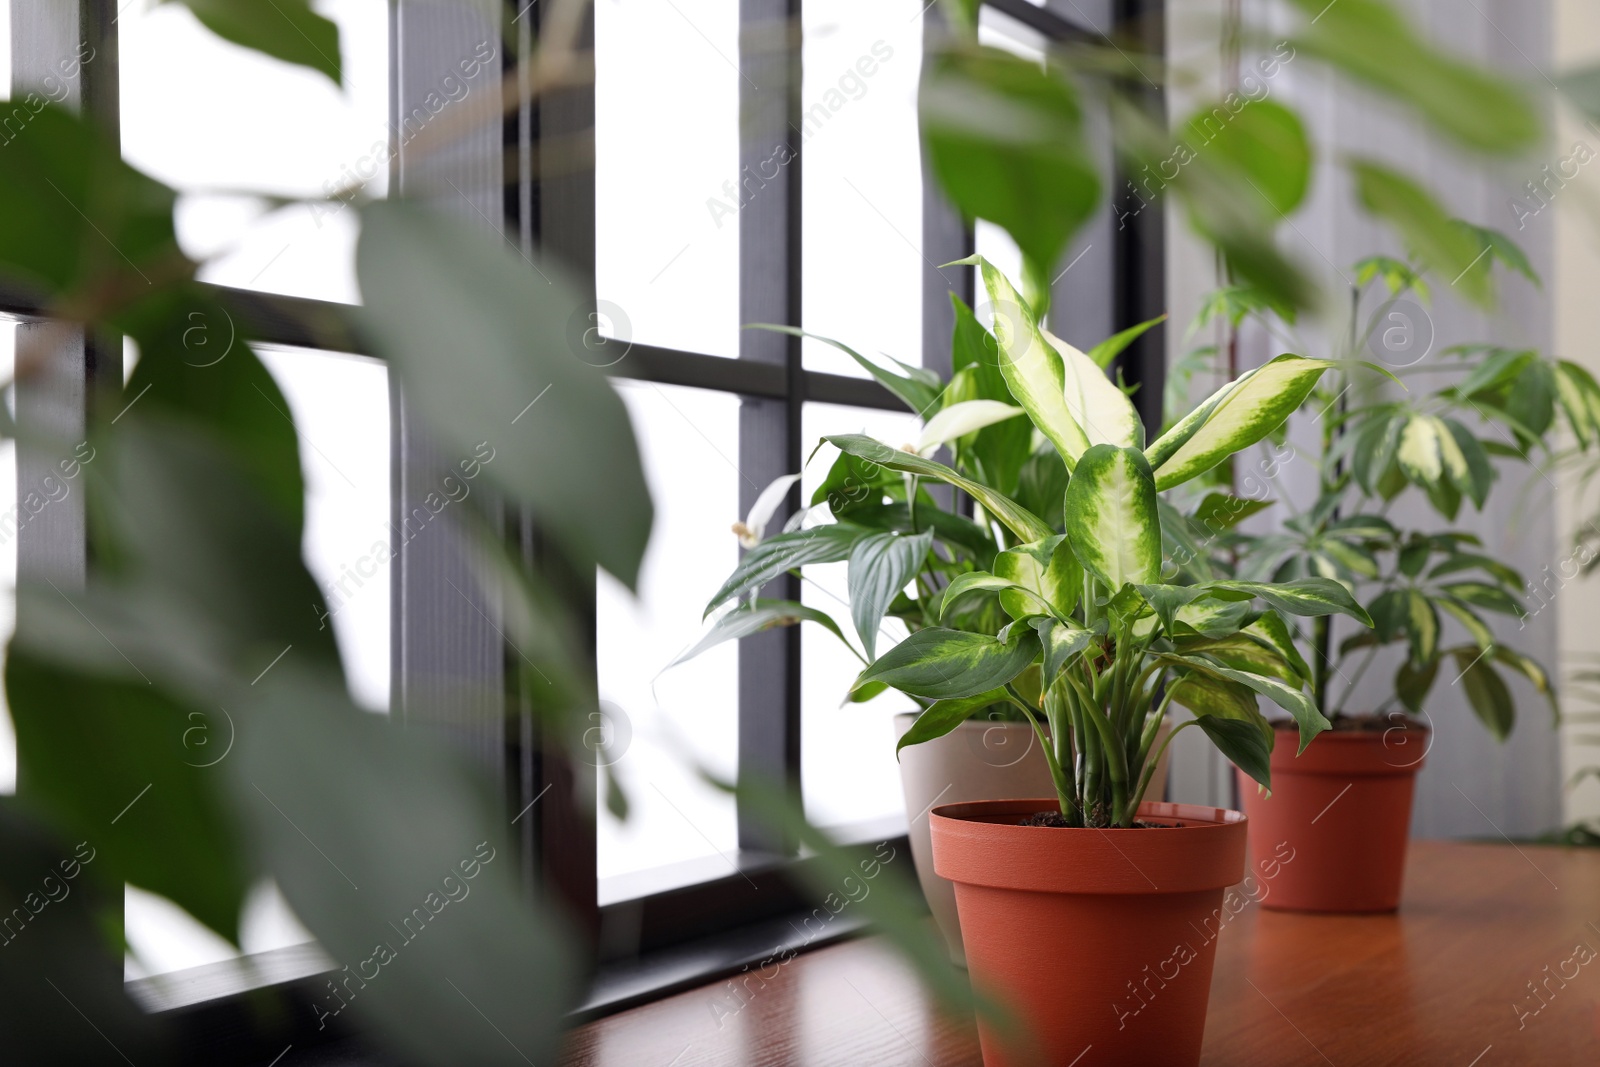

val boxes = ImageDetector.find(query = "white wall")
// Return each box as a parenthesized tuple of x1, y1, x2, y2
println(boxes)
(1164, 0, 1571, 837)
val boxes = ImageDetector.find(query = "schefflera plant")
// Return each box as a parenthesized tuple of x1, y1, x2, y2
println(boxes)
(861, 258, 1374, 828)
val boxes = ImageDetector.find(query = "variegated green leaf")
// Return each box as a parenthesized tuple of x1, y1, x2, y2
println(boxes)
(963, 256, 1091, 467)
(854, 627, 1041, 701)
(1063, 444, 1162, 591)
(1145, 354, 1334, 490)
(1163, 653, 1330, 752)
(823, 434, 1055, 543)
(705, 524, 870, 616)
(1205, 577, 1373, 625)
(1032, 617, 1095, 681)
(1244, 611, 1312, 683)
(1042, 327, 1143, 450)
(916, 399, 1025, 455)
(1455, 648, 1514, 740)
(939, 572, 1023, 622)
(995, 535, 1082, 619)
(1196, 715, 1274, 791)
(1396, 413, 1443, 486)
(895, 690, 1009, 757)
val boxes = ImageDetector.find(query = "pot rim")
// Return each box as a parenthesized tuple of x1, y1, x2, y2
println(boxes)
(930, 799, 1247, 895)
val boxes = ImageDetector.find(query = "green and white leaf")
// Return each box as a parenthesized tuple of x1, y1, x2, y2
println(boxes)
(1063, 444, 1162, 590)
(964, 256, 1091, 467)
(1163, 653, 1330, 752)
(916, 400, 1025, 456)
(705, 524, 869, 616)
(896, 690, 1010, 757)
(1205, 578, 1373, 625)
(1032, 617, 1095, 682)
(995, 535, 1082, 619)
(1145, 355, 1335, 491)
(1043, 327, 1144, 449)
(824, 434, 1055, 543)
(854, 627, 1042, 701)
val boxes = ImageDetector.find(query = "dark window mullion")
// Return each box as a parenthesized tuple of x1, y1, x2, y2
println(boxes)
(736, 0, 804, 855)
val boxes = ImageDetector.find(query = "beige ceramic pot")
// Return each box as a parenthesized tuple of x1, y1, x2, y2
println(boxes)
(895, 712, 1173, 965)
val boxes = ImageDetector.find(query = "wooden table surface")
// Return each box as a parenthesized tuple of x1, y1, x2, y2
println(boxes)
(560, 842, 1600, 1066)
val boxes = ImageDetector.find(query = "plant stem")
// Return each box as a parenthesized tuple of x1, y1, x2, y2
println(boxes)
(1005, 685, 1077, 822)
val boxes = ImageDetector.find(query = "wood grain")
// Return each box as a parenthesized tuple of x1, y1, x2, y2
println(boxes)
(560, 842, 1600, 1066)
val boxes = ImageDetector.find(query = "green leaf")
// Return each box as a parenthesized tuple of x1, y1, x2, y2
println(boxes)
(848, 531, 934, 659)
(916, 399, 1025, 455)
(1505, 359, 1557, 440)
(7, 652, 252, 947)
(754, 325, 940, 414)
(921, 47, 1100, 272)
(823, 435, 1055, 543)
(963, 257, 1089, 465)
(1175, 634, 1299, 685)
(1063, 444, 1162, 591)
(1351, 413, 1403, 496)
(174, 0, 342, 84)
(1171, 673, 1263, 722)
(854, 627, 1041, 701)
(1456, 221, 1540, 286)
(1015, 447, 1072, 530)
(1395, 657, 1439, 715)
(1454, 649, 1514, 740)
(0, 105, 187, 304)
(1404, 589, 1439, 667)
(1205, 577, 1373, 626)
(1441, 418, 1493, 508)
(1032, 617, 1095, 682)
(1086, 315, 1167, 370)
(995, 535, 1082, 619)
(356, 202, 653, 590)
(1045, 326, 1146, 451)
(1287, 0, 1538, 155)
(1164, 654, 1330, 752)
(1439, 581, 1524, 616)
(1435, 596, 1494, 651)
(1244, 611, 1312, 683)
(845, 503, 996, 566)
(1191, 492, 1271, 533)
(1145, 355, 1335, 490)
(231, 673, 580, 1065)
(673, 600, 849, 668)
(705, 524, 869, 617)
(939, 572, 1018, 622)
(1490, 646, 1558, 725)
(1349, 160, 1492, 305)
(1182, 99, 1311, 215)
(895, 690, 1009, 757)
(1195, 715, 1274, 791)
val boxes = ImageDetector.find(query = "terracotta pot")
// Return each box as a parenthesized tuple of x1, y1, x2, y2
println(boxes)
(1237, 724, 1427, 913)
(895, 713, 1173, 966)
(931, 799, 1246, 1067)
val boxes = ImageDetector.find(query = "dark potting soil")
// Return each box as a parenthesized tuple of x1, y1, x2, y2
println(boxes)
(1018, 811, 1178, 829)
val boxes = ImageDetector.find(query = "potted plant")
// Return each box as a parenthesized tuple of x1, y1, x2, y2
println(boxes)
(680, 257, 1371, 1064)
(1198, 243, 1595, 910)
(674, 292, 1181, 966)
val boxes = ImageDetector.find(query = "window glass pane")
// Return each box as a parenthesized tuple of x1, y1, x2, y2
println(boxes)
(256, 348, 392, 712)
(119, 0, 389, 302)
(801, 0, 925, 378)
(124, 346, 387, 980)
(597, 381, 741, 899)
(596, 0, 739, 358)
(800, 402, 922, 830)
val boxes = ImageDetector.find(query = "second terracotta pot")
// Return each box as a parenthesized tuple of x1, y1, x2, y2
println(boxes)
(932, 799, 1246, 1067)
(1237, 724, 1427, 913)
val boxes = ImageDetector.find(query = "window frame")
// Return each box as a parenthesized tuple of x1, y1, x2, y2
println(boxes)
(0, 0, 1166, 1047)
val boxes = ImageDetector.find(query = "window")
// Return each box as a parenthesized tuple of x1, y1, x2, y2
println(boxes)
(0, 0, 1164, 1034)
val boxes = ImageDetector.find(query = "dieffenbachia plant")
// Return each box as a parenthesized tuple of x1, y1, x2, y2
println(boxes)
(681, 258, 1372, 828)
